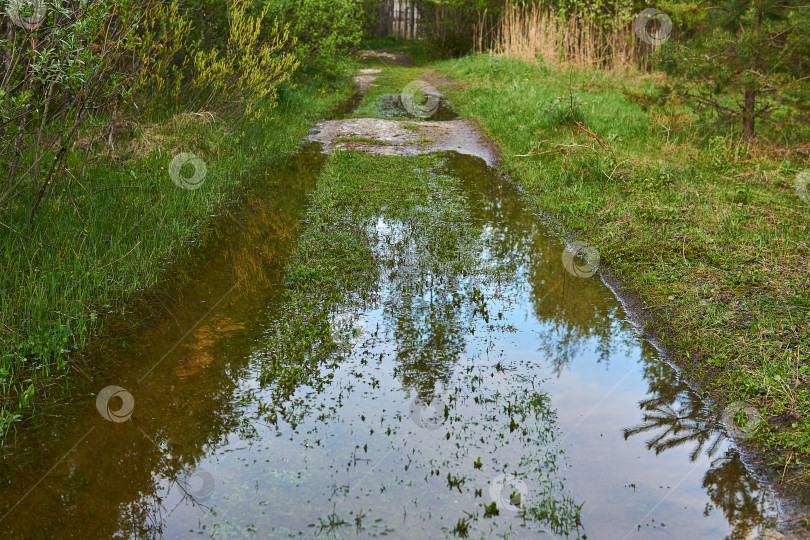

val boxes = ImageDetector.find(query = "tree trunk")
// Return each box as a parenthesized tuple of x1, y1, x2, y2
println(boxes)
(375, 0, 393, 38)
(743, 8, 762, 140)
(743, 90, 756, 139)
(404, 1, 409, 39)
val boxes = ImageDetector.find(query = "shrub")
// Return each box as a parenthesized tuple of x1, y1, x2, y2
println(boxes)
(262, 0, 368, 75)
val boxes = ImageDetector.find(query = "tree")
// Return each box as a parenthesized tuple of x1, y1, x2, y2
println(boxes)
(262, 0, 371, 75)
(657, 0, 810, 140)
(415, 0, 508, 54)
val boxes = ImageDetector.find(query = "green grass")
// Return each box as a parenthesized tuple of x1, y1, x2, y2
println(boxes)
(431, 53, 810, 491)
(0, 72, 355, 443)
(333, 136, 391, 145)
(258, 153, 382, 415)
(351, 64, 427, 120)
(257, 150, 583, 535)
(258, 150, 468, 412)
(358, 36, 440, 66)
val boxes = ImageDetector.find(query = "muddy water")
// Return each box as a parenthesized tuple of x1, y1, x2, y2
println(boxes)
(0, 145, 779, 538)
(0, 144, 326, 538)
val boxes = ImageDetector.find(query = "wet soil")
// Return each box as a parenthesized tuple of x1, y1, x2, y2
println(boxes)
(357, 50, 416, 67)
(308, 117, 498, 166)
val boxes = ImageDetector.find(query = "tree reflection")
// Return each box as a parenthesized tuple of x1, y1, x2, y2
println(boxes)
(386, 152, 556, 398)
(624, 358, 724, 461)
(703, 451, 773, 540)
(624, 349, 775, 538)
(388, 153, 777, 539)
(446, 152, 630, 378)
(386, 275, 465, 398)
(0, 146, 323, 539)
(381, 173, 480, 398)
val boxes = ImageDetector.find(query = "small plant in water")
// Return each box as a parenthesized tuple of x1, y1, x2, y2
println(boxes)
(353, 508, 368, 533)
(447, 472, 466, 492)
(452, 516, 470, 538)
(483, 500, 499, 518)
(317, 507, 349, 534)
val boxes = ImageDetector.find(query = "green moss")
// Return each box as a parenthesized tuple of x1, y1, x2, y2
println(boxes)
(333, 136, 391, 145)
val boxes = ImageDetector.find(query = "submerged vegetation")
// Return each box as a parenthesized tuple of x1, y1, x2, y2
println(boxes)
(255, 150, 584, 536)
(0, 0, 808, 534)
(259, 150, 482, 421)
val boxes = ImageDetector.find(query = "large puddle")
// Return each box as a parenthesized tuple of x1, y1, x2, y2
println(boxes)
(0, 140, 780, 536)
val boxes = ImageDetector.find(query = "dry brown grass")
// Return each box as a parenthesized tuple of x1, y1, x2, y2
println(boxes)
(124, 112, 219, 159)
(478, 1, 648, 71)
(71, 111, 219, 162)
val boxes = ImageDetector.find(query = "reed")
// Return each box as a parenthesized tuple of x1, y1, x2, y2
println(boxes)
(478, 1, 647, 71)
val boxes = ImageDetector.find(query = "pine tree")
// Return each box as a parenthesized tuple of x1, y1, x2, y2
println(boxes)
(658, 0, 809, 140)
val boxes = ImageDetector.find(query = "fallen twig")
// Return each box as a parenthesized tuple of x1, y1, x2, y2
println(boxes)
(569, 88, 619, 169)
(102, 240, 141, 269)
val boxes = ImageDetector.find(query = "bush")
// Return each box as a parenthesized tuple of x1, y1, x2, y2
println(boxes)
(0, 0, 140, 213)
(263, 0, 369, 75)
(0, 0, 303, 217)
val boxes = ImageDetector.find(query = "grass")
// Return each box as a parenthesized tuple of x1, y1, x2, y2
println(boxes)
(359, 36, 441, 66)
(333, 136, 391, 145)
(258, 149, 583, 536)
(429, 53, 810, 492)
(0, 72, 356, 443)
(350, 65, 425, 120)
(258, 151, 468, 418)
